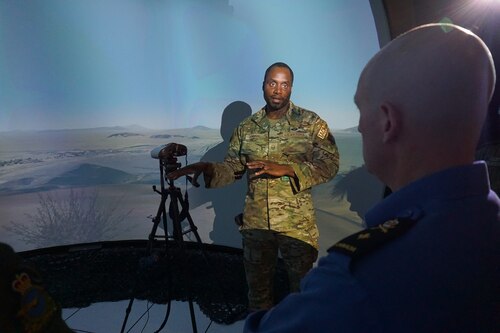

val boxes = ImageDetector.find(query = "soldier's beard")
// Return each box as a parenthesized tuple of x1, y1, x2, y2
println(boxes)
(265, 97, 290, 113)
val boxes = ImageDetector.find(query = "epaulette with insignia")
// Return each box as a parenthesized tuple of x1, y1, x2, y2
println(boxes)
(328, 216, 418, 263)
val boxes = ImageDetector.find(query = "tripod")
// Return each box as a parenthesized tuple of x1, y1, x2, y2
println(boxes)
(121, 158, 203, 333)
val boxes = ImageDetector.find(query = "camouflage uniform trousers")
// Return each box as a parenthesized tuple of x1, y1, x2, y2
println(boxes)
(476, 143, 500, 194)
(241, 229, 318, 310)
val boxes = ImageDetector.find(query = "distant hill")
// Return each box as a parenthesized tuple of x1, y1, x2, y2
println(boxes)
(150, 134, 174, 139)
(192, 125, 215, 130)
(107, 132, 143, 138)
(48, 163, 139, 186)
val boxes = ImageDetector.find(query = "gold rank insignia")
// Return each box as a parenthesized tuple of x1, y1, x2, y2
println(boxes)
(357, 233, 371, 240)
(328, 216, 419, 265)
(317, 124, 328, 140)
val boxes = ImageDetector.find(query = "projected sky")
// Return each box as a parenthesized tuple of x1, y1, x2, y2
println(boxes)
(0, 0, 379, 131)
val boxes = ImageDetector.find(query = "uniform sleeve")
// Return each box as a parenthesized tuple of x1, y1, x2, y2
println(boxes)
(204, 126, 247, 188)
(243, 253, 381, 333)
(290, 118, 339, 192)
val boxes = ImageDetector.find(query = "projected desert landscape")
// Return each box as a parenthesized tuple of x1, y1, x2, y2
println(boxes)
(0, 125, 380, 256)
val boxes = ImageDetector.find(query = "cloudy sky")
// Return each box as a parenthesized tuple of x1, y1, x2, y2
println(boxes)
(0, 0, 380, 131)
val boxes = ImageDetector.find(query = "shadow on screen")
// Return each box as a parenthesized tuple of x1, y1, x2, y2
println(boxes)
(190, 101, 252, 248)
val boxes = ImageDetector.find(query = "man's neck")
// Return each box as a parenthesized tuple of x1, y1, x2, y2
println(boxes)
(266, 103, 289, 119)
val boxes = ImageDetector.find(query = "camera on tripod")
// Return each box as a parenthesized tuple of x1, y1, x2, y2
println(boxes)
(151, 142, 188, 174)
(123, 142, 203, 333)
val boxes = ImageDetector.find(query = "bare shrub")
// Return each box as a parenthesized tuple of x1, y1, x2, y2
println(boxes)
(4, 189, 132, 248)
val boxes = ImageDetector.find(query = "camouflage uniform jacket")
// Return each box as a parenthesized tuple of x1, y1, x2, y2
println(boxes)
(204, 102, 339, 249)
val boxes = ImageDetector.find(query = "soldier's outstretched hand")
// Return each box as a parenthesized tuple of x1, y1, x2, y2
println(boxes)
(167, 161, 210, 181)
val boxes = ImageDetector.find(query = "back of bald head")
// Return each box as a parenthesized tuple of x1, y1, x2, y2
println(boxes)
(361, 23, 495, 152)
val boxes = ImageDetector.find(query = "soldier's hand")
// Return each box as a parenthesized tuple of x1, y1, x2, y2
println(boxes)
(246, 160, 295, 178)
(167, 162, 210, 180)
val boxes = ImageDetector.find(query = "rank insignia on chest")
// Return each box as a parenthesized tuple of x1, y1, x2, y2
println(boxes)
(328, 216, 418, 262)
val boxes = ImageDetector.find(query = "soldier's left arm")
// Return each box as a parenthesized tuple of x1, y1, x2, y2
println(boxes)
(290, 118, 340, 192)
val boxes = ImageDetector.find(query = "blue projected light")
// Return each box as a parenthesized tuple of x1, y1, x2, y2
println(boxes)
(0, 0, 379, 131)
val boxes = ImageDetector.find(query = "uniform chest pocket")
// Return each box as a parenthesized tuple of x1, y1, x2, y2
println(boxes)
(241, 134, 268, 158)
(282, 131, 311, 155)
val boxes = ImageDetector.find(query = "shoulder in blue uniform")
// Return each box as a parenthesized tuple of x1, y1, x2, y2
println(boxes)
(328, 214, 421, 266)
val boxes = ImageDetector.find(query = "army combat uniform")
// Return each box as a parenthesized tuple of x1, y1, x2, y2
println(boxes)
(204, 102, 339, 309)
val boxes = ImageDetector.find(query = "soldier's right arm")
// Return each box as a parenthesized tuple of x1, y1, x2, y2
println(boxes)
(167, 126, 247, 188)
(167, 161, 211, 180)
(204, 126, 247, 188)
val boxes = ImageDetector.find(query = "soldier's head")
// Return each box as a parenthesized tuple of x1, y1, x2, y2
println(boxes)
(355, 23, 496, 191)
(263, 62, 294, 112)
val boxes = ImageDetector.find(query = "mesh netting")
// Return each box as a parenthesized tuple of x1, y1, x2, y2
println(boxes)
(21, 240, 290, 325)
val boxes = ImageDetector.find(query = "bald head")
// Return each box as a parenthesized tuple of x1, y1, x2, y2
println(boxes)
(356, 23, 496, 190)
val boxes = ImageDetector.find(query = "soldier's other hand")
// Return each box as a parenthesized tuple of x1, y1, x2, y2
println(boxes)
(246, 160, 295, 178)
(167, 162, 210, 180)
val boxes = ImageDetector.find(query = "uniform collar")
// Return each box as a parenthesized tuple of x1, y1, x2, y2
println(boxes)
(251, 101, 302, 128)
(364, 162, 491, 227)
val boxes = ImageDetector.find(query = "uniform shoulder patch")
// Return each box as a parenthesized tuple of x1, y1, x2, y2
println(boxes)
(328, 217, 418, 262)
(317, 124, 328, 140)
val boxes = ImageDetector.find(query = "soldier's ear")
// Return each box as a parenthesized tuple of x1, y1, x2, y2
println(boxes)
(262, 81, 265, 91)
(380, 101, 401, 143)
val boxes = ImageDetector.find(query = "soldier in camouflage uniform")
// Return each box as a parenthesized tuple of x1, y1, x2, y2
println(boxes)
(168, 62, 339, 311)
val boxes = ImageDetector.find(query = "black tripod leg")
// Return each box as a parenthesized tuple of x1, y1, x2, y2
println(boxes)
(149, 191, 170, 249)
(184, 213, 203, 244)
(165, 187, 200, 333)
(121, 189, 169, 333)
(188, 299, 198, 333)
(153, 300, 172, 333)
(176, 192, 203, 245)
(120, 298, 135, 333)
(169, 190, 184, 244)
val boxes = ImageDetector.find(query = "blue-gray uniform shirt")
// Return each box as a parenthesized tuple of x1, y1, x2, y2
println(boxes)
(244, 162, 500, 333)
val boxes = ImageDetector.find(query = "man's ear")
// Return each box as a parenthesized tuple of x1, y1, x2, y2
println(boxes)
(380, 102, 401, 143)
